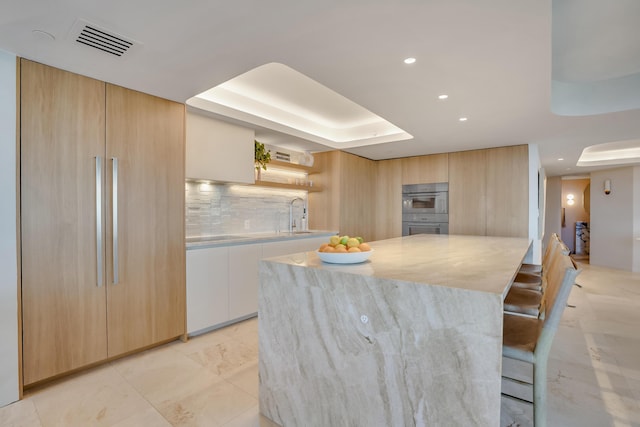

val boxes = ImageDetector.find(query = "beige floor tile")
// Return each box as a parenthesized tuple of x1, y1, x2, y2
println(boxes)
(110, 406, 172, 427)
(221, 405, 281, 427)
(233, 330, 259, 350)
(170, 328, 239, 356)
(157, 381, 257, 427)
(112, 344, 225, 407)
(218, 317, 258, 338)
(587, 294, 640, 325)
(28, 364, 152, 427)
(0, 398, 41, 427)
(187, 339, 258, 377)
(603, 335, 640, 372)
(579, 318, 640, 339)
(224, 362, 259, 398)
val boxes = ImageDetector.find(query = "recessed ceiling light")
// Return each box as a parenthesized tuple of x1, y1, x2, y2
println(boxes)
(459, 117, 468, 122)
(438, 94, 448, 100)
(32, 29, 55, 41)
(404, 57, 416, 64)
(557, 158, 564, 161)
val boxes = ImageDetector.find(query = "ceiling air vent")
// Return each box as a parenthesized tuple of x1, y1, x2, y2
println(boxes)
(69, 19, 139, 57)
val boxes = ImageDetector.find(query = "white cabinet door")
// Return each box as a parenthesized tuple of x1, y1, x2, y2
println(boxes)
(185, 112, 255, 183)
(186, 247, 229, 334)
(228, 244, 262, 320)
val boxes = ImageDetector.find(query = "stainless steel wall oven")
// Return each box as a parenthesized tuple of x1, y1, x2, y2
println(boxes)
(402, 182, 449, 236)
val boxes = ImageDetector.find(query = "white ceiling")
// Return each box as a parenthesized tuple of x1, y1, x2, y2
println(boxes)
(1, 0, 639, 177)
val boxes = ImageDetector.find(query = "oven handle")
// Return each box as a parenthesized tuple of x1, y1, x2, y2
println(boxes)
(403, 192, 441, 197)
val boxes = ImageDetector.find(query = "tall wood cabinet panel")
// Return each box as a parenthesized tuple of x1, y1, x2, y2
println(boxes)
(105, 85, 186, 357)
(309, 151, 376, 240)
(20, 60, 108, 386)
(374, 158, 403, 241)
(448, 149, 487, 235)
(448, 145, 529, 237)
(20, 60, 185, 385)
(486, 145, 528, 237)
(401, 153, 449, 185)
(308, 151, 340, 232)
(339, 152, 376, 240)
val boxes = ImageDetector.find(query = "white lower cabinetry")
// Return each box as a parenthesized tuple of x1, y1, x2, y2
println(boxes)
(228, 244, 261, 321)
(186, 235, 334, 335)
(186, 247, 229, 334)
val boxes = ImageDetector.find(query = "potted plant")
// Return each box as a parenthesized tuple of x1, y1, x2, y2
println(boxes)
(254, 140, 271, 179)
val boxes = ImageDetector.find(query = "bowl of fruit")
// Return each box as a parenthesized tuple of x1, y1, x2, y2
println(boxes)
(316, 235, 373, 264)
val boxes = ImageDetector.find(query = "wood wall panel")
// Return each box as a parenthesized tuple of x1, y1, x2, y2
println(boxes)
(402, 153, 448, 185)
(309, 151, 376, 240)
(375, 158, 402, 241)
(338, 151, 376, 240)
(448, 150, 487, 235)
(486, 145, 529, 237)
(308, 151, 340, 232)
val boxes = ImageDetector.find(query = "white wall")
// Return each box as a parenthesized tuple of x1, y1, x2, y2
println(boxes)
(527, 144, 542, 264)
(633, 167, 640, 272)
(0, 49, 19, 406)
(590, 167, 634, 270)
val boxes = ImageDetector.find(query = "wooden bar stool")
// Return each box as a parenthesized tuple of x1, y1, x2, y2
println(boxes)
(501, 253, 581, 426)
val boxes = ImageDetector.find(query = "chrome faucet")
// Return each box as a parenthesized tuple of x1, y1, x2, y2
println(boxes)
(289, 197, 304, 233)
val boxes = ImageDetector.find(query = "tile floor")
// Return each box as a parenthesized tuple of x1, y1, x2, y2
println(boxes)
(1, 262, 639, 427)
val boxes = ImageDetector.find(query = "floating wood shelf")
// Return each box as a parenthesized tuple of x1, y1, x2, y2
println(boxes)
(267, 160, 319, 173)
(254, 179, 322, 192)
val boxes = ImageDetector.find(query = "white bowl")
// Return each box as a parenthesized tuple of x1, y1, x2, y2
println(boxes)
(316, 249, 373, 264)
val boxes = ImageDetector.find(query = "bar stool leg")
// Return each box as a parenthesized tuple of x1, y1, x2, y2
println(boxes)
(533, 358, 548, 427)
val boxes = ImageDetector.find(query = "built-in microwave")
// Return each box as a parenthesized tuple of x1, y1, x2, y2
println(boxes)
(402, 182, 448, 215)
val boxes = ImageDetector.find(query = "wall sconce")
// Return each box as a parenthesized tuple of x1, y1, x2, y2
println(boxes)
(566, 194, 575, 206)
(604, 179, 611, 195)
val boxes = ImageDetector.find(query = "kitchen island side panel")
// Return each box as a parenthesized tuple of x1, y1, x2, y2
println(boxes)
(258, 260, 503, 426)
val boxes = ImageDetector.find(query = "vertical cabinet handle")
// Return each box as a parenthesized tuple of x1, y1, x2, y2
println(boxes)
(95, 156, 103, 287)
(112, 157, 119, 285)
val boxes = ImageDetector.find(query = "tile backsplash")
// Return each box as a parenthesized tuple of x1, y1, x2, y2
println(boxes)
(185, 181, 308, 237)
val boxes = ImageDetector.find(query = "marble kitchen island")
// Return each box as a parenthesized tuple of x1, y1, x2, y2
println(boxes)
(258, 234, 532, 426)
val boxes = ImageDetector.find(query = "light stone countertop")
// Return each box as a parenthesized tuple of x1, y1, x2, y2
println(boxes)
(269, 233, 532, 298)
(185, 230, 337, 250)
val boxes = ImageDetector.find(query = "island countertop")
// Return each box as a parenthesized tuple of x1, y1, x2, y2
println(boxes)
(258, 233, 532, 426)
(268, 234, 532, 298)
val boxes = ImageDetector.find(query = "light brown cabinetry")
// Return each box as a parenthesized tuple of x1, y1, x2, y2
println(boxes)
(486, 145, 529, 237)
(401, 153, 448, 185)
(309, 151, 376, 240)
(374, 158, 403, 241)
(105, 85, 186, 357)
(21, 59, 108, 386)
(448, 145, 528, 237)
(448, 150, 487, 235)
(20, 60, 185, 386)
